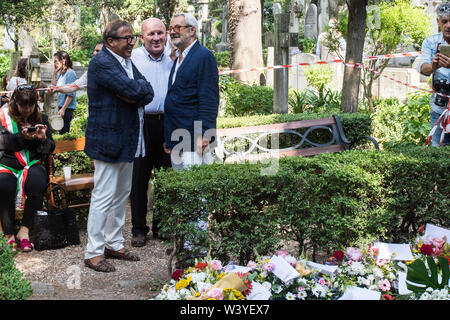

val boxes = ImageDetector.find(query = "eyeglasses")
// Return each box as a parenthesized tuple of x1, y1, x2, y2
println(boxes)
(168, 25, 191, 33)
(110, 35, 137, 44)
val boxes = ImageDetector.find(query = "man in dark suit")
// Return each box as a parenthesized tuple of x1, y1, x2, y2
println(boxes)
(163, 12, 219, 169)
(163, 13, 219, 267)
(83, 20, 154, 272)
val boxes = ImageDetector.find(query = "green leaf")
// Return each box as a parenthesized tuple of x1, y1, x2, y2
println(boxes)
(406, 256, 450, 293)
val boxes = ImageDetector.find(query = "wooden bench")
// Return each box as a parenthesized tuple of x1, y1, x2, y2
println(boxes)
(214, 114, 378, 163)
(47, 137, 94, 209)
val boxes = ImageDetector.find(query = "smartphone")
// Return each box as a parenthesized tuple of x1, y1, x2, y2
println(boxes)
(27, 126, 37, 133)
(439, 44, 450, 57)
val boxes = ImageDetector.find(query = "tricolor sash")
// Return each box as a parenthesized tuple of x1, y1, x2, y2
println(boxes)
(0, 106, 40, 209)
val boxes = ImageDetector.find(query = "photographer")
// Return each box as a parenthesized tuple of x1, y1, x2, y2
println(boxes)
(418, 2, 450, 146)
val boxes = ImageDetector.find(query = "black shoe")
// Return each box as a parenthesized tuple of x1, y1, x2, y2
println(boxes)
(131, 234, 147, 247)
(152, 231, 171, 241)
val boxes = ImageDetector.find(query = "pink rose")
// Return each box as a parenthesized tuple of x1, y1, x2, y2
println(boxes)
(346, 247, 363, 261)
(247, 260, 257, 270)
(207, 288, 224, 300)
(376, 259, 389, 267)
(276, 250, 289, 258)
(432, 237, 446, 249)
(262, 262, 274, 272)
(210, 260, 222, 272)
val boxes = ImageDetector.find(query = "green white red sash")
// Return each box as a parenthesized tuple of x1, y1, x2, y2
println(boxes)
(0, 106, 40, 209)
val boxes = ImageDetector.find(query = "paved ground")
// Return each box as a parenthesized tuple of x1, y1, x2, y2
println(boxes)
(14, 205, 172, 300)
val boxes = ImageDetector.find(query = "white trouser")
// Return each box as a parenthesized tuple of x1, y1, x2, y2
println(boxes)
(84, 160, 133, 259)
(171, 151, 214, 171)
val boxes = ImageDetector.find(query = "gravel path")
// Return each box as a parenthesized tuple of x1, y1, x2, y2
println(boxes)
(14, 205, 172, 300)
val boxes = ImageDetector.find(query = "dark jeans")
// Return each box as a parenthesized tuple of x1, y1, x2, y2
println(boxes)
(0, 164, 47, 235)
(59, 108, 74, 134)
(130, 114, 171, 237)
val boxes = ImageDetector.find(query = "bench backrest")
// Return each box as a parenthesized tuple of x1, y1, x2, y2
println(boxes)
(47, 137, 86, 180)
(214, 114, 350, 163)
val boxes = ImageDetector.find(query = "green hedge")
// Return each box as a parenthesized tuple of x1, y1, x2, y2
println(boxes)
(0, 235, 33, 300)
(153, 145, 450, 265)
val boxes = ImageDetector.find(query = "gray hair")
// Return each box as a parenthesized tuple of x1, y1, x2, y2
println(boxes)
(173, 12, 198, 37)
(437, 2, 450, 18)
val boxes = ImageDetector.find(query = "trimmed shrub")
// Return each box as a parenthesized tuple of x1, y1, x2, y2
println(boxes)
(153, 146, 450, 264)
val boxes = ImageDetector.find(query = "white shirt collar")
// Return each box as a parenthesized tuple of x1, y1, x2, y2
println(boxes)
(176, 39, 197, 62)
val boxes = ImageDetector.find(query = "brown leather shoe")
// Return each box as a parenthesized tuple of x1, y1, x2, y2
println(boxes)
(84, 258, 116, 272)
(104, 248, 140, 261)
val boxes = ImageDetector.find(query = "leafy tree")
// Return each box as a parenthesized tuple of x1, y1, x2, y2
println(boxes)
(326, 0, 432, 112)
(0, 0, 50, 51)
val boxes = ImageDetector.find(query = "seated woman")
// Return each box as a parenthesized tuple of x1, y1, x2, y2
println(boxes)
(0, 84, 55, 252)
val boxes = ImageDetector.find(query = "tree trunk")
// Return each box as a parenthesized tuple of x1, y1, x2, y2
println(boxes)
(340, 0, 367, 113)
(228, 0, 264, 85)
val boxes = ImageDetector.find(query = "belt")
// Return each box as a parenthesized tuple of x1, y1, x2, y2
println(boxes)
(145, 113, 164, 120)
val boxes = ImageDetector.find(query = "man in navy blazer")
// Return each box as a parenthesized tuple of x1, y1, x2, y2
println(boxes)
(163, 12, 219, 169)
(84, 20, 154, 272)
(163, 13, 219, 268)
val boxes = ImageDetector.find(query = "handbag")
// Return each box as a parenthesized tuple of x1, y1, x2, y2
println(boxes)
(31, 182, 80, 251)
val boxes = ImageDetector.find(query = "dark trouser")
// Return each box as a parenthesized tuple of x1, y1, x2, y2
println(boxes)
(0, 165, 47, 235)
(59, 108, 74, 134)
(130, 114, 171, 237)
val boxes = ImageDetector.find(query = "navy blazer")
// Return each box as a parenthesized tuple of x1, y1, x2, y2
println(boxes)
(164, 41, 219, 151)
(85, 46, 154, 163)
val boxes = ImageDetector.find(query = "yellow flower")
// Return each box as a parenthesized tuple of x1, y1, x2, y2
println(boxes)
(175, 276, 192, 291)
(223, 288, 245, 300)
(217, 273, 225, 280)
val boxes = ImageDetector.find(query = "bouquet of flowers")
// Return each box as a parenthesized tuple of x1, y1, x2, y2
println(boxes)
(328, 246, 401, 300)
(405, 229, 449, 300)
(154, 259, 252, 300)
(249, 250, 341, 300)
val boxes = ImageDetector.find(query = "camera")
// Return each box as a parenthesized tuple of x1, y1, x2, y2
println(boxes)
(432, 77, 450, 107)
(27, 126, 37, 133)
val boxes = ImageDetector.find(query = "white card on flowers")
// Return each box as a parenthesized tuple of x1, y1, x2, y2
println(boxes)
(246, 281, 271, 300)
(307, 261, 338, 274)
(269, 255, 300, 283)
(397, 272, 413, 295)
(223, 264, 252, 274)
(338, 286, 381, 300)
(373, 242, 414, 261)
(424, 224, 450, 243)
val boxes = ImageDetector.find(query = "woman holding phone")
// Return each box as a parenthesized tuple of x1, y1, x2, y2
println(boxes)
(0, 84, 55, 252)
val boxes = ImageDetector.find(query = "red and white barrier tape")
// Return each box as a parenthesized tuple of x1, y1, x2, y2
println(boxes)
(0, 84, 86, 95)
(218, 51, 422, 75)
